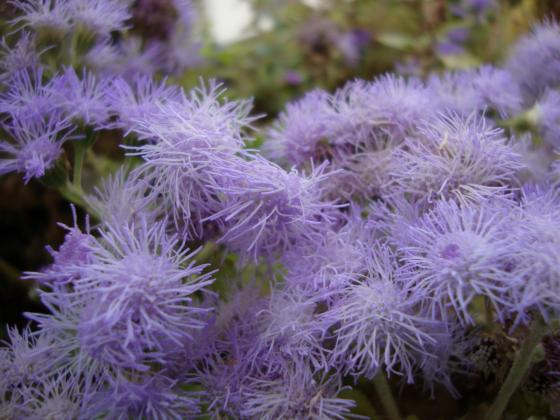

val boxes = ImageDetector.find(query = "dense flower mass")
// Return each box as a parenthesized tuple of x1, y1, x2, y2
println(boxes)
(1, 1, 560, 418)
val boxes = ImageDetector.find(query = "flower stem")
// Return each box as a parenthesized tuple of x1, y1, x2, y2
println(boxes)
(73, 141, 86, 189)
(373, 373, 401, 420)
(485, 320, 549, 420)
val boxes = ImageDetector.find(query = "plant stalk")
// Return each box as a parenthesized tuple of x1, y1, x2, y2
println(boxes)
(373, 373, 401, 420)
(485, 320, 549, 420)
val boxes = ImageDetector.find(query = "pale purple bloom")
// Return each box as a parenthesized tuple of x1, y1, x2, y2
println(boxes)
(50, 67, 112, 126)
(0, 112, 75, 183)
(10, 0, 72, 35)
(67, 0, 131, 36)
(64, 219, 214, 370)
(205, 157, 339, 261)
(532, 89, 560, 149)
(397, 198, 519, 325)
(89, 372, 201, 419)
(507, 20, 560, 103)
(240, 363, 355, 420)
(323, 244, 441, 382)
(0, 67, 57, 119)
(0, 32, 39, 81)
(427, 66, 523, 117)
(389, 112, 523, 203)
(506, 185, 560, 325)
(253, 288, 329, 370)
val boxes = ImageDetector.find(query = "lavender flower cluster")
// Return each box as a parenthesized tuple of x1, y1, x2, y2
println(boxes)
(1, 1, 560, 418)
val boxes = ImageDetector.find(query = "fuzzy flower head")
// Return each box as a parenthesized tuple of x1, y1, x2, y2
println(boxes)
(427, 66, 522, 118)
(397, 198, 518, 325)
(507, 20, 560, 102)
(0, 113, 74, 183)
(48, 218, 214, 371)
(66, 0, 131, 36)
(0, 32, 39, 81)
(323, 245, 441, 382)
(10, 0, 72, 36)
(389, 112, 523, 203)
(25, 206, 93, 285)
(240, 362, 355, 420)
(266, 89, 335, 166)
(205, 157, 340, 261)
(253, 289, 328, 370)
(531, 89, 560, 149)
(50, 67, 112, 126)
(506, 185, 560, 324)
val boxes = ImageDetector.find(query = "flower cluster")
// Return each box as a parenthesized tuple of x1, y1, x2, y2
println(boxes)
(1, 2, 560, 418)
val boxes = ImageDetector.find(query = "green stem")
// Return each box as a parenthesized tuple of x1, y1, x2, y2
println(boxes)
(59, 181, 99, 220)
(373, 373, 401, 420)
(73, 141, 86, 189)
(485, 321, 549, 420)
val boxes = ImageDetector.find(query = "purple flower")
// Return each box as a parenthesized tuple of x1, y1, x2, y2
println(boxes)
(0, 327, 60, 394)
(266, 89, 333, 166)
(397, 198, 518, 325)
(50, 67, 112, 126)
(427, 66, 523, 117)
(204, 157, 339, 261)
(105, 73, 182, 132)
(506, 185, 560, 325)
(240, 362, 355, 420)
(67, 0, 131, 36)
(88, 372, 201, 419)
(282, 207, 370, 293)
(0, 32, 39, 81)
(10, 0, 72, 35)
(389, 112, 523, 203)
(64, 219, 214, 370)
(253, 288, 329, 370)
(532, 89, 560, 149)
(0, 67, 57, 119)
(322, 244, 441, 382)
(0, 112, 75, 183)
(506, 20, 560, 103)
(25, 206, 93, 285)
(7, 373, 83, 419)
(86, 168, 158, 227)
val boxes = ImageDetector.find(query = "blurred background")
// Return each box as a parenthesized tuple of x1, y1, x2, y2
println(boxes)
(0, 0, 556, 337)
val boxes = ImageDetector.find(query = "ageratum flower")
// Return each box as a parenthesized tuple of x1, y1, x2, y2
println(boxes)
(124, 81, 256, 238)
(506, 20, 560, 103)
(265, 89, 333, 167)
(0, 111, 75, 183)
(506, 184, 560, 325)
(24, 206, 93, 285)
(86, 168, 158, 227)
(205, 157, 339, 261)
(7, 373, 83, 420)
(282, 206, 369, 293)
(105, 74, 182, 133)
(0, 327, 61, 395)
(63, 219, 214, 371)
(10, 0, 72, 36)
(427, 65, 523, 118)
(50, 67, 112, 126)
(397, 198, 518, 325)
(66, 0, 131, 36)
(253, 288, 329, 370)
(88, 372, 201, 419)
(0, 67, 57, 119)
(240, 362, 355, 420)
(0, 32, 39, 81)
(389, 112, 523, 203)
(323, 244, 440, 382)
(531, 89, 560, 149)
